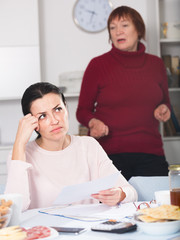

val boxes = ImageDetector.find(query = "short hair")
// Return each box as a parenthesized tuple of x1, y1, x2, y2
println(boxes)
(21, 82, 66, 138)
(107, 6, 145, 42)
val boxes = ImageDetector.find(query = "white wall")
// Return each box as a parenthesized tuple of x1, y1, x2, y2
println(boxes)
(0, 0, 40, 99)
(0, 0, 40, 144)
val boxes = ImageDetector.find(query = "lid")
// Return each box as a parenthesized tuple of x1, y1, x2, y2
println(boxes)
(168, 165, 180, 171)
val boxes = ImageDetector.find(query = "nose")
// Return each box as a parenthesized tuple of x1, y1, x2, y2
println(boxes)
(116, 26, 123, 35)
(50, 113, 59, 124)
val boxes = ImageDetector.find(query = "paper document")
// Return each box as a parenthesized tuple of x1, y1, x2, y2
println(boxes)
(53, 172, 120, 205)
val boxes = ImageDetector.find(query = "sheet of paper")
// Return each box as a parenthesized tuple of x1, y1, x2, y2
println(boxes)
(53, 172, 120, 205)
(38, 202, 138, 228)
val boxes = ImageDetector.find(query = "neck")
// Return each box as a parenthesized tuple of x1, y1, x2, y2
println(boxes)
(110, 42, 146, 68)
(36, 135, 71, 151)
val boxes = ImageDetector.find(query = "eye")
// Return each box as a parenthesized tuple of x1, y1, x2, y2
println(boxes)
(39, 114, 46, 120)
(110, 26, 115, 30)
(55, 107, 62, 112)
(123, 24, 128, 27)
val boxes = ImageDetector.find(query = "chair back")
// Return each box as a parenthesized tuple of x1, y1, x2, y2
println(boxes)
(128, 176, 169, 201)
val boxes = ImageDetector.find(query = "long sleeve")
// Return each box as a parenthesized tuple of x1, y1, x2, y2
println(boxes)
(159, 58, 171, 110)
(85, 136, 137, 202)
(5, 156, 32, 211)
(76, 58, 101, 128)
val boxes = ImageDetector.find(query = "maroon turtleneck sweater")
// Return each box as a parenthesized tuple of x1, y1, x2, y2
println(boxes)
(76, 43, 170, 156)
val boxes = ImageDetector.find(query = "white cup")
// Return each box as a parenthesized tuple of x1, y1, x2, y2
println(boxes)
(0, 193, 23, 226)
(154, 190, 170, 205)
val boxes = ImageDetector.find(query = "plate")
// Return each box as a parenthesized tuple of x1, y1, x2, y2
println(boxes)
(42, 227, 59, 239)
(26, 226, 59, 240)
(134, 214, 180, 236)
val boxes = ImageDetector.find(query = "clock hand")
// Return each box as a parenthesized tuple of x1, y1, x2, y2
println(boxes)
(85, 9, 97, 15)
(89, 12, 95, 23)
(84, 9, 98, 23)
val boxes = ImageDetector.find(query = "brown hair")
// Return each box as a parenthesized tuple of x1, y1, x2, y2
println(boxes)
(21, 82, 66, 139)
(107, 6, 145, 42)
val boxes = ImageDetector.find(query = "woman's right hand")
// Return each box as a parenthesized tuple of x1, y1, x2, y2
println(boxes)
(15, 114, 39, 145)
(12, 114, 39, 161)
(88, 118, 109, 139)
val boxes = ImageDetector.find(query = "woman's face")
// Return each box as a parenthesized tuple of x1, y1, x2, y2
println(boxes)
(30, 93, 69, 142)
(109, 16, 139, 52)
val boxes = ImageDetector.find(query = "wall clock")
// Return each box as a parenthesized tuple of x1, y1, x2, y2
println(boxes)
(73, 0, 113, 33)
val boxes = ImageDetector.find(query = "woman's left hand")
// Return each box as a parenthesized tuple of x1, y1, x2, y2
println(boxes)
(91, 188, 126, 206)
(154, 104, 171, 122)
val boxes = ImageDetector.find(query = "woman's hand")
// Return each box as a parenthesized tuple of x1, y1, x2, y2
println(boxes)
(154, 104, 171, 122)
(12, 114, 39, 161)
(15, 114, 39, 145)
(91, 187, 126, 206)
(88, 118, 109, 139)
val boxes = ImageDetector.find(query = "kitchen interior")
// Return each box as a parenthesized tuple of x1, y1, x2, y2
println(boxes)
(0, 0, 180, 186)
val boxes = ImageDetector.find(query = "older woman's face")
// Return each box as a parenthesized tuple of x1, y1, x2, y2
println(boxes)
(109, 17, 139, 52)
(30, 93, 69, 142)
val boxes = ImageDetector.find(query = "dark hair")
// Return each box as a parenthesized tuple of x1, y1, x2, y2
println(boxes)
(21, 82, 66, 138)
(107, 6, 145, 42)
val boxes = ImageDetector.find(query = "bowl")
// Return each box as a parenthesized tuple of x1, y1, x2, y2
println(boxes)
(0, 208, 12, 229)
(134, 213, 180, 236)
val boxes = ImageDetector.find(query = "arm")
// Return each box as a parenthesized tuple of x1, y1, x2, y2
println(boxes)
(77, 59, 108, 129)
(86, 137, 137, 205)
(77, 59, 109, 138)
(5, 114, 38, 210)
(76, 59, 99, 127)
(12, 113, 39, 161)
(154, 60, 171, 122)
(5, 158, 32, 211)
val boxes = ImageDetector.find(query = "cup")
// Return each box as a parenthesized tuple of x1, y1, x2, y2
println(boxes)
(154, 190, 170, 205)
(0, 193, 23, 226)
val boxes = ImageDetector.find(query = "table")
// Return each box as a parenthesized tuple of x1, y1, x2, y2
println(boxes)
(20, 202, 180, 240)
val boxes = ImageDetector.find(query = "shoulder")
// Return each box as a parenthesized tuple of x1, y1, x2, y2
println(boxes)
(145, 52, 164, 66)
(71, 135, 104, 152)
(71, 135, 100, 146)
(87, 50, 112, 66)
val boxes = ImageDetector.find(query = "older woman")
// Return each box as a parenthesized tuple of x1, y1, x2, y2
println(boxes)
(5, 82, 137, 210)
(76, 6, 171, 180)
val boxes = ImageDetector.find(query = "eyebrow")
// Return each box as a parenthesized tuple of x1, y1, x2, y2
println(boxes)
(110, 18, 129, 24)
(35, 104, 60, 116)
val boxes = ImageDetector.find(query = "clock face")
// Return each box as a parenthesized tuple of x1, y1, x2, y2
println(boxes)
(73, 0, 113, 33)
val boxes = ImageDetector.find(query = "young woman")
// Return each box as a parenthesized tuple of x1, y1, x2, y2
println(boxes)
(5, 82, 137, 210)
(76, 6, 171, 180)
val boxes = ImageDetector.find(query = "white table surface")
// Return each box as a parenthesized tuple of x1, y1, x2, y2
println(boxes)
(20, 203, 180, 240)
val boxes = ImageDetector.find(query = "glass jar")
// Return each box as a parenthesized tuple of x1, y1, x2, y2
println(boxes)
(168, 165, 180, 206)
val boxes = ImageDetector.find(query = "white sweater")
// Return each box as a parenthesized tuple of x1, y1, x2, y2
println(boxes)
(5, 136, 137, 210)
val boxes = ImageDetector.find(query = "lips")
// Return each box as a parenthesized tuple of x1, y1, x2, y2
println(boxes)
(51, 127, 61, 133)
(117, 38, 126, 42)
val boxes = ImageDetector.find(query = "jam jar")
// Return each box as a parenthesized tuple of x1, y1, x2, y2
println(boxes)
(168, 165, 180, 206)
